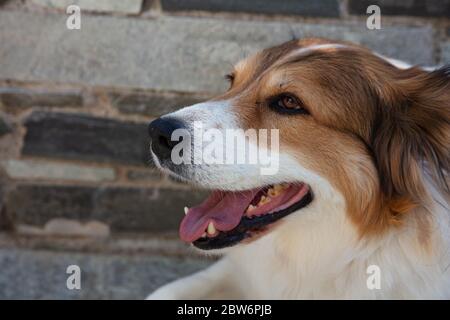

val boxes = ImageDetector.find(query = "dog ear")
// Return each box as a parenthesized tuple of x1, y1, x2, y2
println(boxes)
(371, 66, 450, 212)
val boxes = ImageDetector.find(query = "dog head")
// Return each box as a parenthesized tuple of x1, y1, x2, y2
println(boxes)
(149, 38, 449, 252)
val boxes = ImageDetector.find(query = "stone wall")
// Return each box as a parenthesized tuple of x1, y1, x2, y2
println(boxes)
(0, 0, 449, 299)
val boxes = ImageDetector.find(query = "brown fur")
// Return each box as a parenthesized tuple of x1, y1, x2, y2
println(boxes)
(216, 38, 450, 237)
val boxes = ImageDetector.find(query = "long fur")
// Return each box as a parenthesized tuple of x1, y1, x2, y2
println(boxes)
(148, 38, 450, 299)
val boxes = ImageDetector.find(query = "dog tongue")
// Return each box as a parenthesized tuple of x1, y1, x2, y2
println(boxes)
(179, 190, 257, 243)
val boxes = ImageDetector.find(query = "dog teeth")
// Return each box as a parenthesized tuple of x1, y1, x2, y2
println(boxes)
(268, 187, 280, 197)
(244, 183, 290, 214)
(246, 204, 256, 213)
(207, 222, 216, 235)
(258, 195, 270, 206)
(184, 207, 189, 215)
(267, 188, 275, 197)
(267, 184, 288, 198)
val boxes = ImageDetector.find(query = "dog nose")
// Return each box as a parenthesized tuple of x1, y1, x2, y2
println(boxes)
(148, 117, 185, 160)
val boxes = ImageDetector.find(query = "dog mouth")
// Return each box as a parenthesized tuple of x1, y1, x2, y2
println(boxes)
(180, 183, 313, 250)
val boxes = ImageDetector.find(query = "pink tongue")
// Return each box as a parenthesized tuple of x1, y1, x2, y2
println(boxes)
(179, 190, 257, 243)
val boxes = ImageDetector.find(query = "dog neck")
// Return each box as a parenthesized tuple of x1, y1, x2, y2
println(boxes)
(226, 173, 450, 299)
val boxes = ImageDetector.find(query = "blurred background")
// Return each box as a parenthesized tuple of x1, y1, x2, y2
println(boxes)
(0, 0, 449, 299)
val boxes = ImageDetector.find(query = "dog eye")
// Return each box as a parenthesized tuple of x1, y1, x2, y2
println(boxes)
(269, 94, 309, 115)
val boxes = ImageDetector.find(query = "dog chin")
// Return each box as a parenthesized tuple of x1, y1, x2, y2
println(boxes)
(152, 150, 316, 251)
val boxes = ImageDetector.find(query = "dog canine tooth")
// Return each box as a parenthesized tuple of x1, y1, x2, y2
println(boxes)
(184, 207, 189, 215)
(246, 204, 256, 213)
(207, 222, 216, 235)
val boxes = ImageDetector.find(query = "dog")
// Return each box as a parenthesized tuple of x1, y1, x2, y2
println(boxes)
(147, 38, 450, 299)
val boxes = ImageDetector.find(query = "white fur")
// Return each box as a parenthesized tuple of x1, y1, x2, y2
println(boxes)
(149, 165, 450, 299)
(283, 44, 348, 61)
(148, 50, 450, 300)
(159, 100, 284, 188)
(148, 166, 450, 299)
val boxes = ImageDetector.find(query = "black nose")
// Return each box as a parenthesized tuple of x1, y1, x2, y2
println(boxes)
(148, 117, 185, 160)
